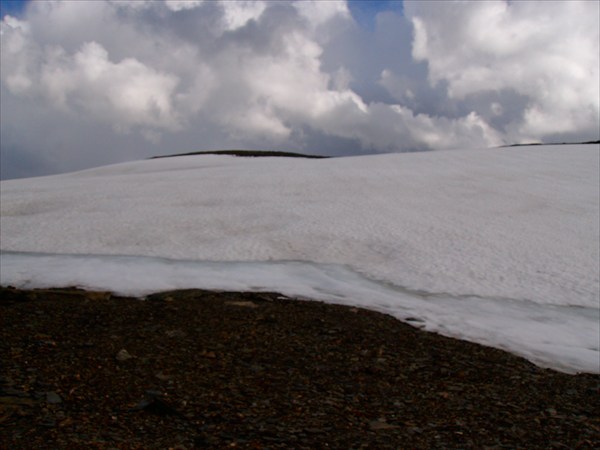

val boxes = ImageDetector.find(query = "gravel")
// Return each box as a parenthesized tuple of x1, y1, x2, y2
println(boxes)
(1, 286, 598, 449)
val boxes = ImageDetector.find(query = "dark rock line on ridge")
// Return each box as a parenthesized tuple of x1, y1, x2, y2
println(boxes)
(150, 149, 330, 159)
(149, 140, 599, 160)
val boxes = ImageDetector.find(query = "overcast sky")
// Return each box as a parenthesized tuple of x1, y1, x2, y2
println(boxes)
(1, 0, 598, 179)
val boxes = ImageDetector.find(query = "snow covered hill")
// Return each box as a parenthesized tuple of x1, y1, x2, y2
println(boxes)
(1, 144, 598, 373)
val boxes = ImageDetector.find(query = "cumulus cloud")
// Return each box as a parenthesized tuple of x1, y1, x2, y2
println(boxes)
(164, 0, 204, 12)
(405, 0, 600, 142)
(44, 42, 181, 131)
(221, 1, 267, 30)
(1, 0, 598, 178)
(2, 22, 181, 133)
(294, 0, 350, 29)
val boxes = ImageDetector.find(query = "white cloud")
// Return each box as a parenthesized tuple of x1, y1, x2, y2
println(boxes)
(68, 42, 181, 131)
(165, 0, 204, 12)
(1, 21, 182, 133)
(0, 15, 29, 32)
(220, 0, 266, 31)
(294, 0, 350, 28)
(406, 0, 600, 142)
(0, 16, 36, 95)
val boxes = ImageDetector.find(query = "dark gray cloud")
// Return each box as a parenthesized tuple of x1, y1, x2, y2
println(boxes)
(1, 0, 598, 179)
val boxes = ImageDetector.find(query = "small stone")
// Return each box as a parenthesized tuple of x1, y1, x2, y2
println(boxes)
(145, 389, 162, 398)
(34, 333, 52, 340)
(165, 329, 186, 338)
(58, 417, 74, 428)
(132, 391, 181, 417)
(116, 349, 134, 361)
(225, 301, 259, 308)
(155, 372, 171, 381)
(87, 291, 111, 301)
(405, 317, 424, 323)
(40, 417, 56, 427)
(369, 420, 399, 431)
(45, 391, 62, 404)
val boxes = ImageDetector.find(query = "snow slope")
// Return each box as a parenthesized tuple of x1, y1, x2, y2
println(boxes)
(1, 144, 598, 373)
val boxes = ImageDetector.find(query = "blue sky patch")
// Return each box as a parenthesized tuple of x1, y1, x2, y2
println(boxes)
(0, 0, 28, 18)
(348, 0, 404, 29)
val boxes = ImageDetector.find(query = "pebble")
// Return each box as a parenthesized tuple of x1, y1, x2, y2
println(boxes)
(165, 329, 186, 338)
(369, 420, 399, 431)
(2, 286, 598, 449)
(46, 391, 62, 404)
(225, 301, 259, 308)
(115, 349, 134, 361)
(40, 417, 56, 427)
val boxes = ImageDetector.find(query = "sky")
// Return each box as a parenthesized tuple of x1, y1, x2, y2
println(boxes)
(1, 0, 599, 179)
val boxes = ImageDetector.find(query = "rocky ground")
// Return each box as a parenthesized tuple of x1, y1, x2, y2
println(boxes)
(1, 286, 598, 449)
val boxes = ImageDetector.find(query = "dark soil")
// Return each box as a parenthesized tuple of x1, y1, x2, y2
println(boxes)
(1, 286, 598, 449)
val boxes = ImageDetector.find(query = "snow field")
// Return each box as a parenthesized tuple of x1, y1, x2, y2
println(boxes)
(1, 144, 598, 373)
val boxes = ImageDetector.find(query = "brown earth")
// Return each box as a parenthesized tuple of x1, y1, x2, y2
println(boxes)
(1, 286, 598, 449)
